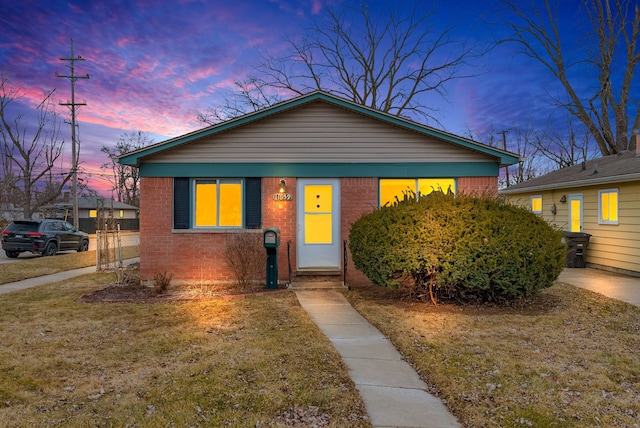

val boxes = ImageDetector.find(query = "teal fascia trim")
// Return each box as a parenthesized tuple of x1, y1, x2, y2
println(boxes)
(119, 92, 519, 167)
(140, 162, 499, 177)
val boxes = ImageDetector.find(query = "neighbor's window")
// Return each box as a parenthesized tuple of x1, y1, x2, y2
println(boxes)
(119, 210, 124, 218)
(89, 209, 97, 218)
(379, 178, 455, 207)
(530, 195, 542, 214)
(194, 179, 242, 227)
(598, 189, 618, 225)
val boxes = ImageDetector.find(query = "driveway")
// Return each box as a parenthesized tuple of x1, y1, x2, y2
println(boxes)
(559, 267, 640, 307)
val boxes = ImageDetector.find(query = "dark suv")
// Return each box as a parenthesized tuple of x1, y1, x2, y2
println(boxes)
(2, 219, 89, 258)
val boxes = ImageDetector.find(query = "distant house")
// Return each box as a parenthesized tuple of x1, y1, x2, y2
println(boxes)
(501, 141, 640, 277)
(44, 197, 139, 234)
(120, 91, 519, 285)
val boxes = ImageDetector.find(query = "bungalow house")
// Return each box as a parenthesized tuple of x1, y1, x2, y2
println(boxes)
(119, 91, 519, 286)
(501, 140, 640, 277)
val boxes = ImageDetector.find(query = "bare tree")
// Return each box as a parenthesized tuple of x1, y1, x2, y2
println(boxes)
(0, 74, 72, 219)
(506, 129, 544, 186)
(529, 119, 595, 170)
(501, 0, 640, 155)
(101, 131, 152, 207)
(198, 78, 283, 125)
(201, 1, 480, 126)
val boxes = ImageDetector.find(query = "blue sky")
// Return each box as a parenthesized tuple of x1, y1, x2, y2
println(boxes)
(0, 0, 630, 194)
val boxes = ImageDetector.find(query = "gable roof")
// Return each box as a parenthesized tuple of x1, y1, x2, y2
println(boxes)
(501, 150, 640, 194)
(119, 91, 519, 167)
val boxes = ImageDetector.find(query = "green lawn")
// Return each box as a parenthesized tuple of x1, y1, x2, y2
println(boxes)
(345, 282, 640, 427)
(0, 246, 139, 285)
(0, 273, 369, 427)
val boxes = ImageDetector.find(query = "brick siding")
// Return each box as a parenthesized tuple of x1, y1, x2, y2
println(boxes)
(139, 175, 497, 285)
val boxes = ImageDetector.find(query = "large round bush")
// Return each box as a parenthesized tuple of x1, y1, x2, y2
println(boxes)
(349, 192, 565, 303)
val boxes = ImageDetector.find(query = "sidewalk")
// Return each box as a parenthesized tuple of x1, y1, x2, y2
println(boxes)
(558, 267, 640, 306)
(0, 258, 139, 295)
(295, 287, 461, 428)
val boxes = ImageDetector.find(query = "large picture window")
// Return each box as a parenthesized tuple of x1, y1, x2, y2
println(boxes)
(379, 178, 455, 207)
(173, 177, 262, 230)
(598, 189, 618, 225)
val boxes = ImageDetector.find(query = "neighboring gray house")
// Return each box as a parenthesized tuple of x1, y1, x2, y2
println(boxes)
(44, 197, 139, 233)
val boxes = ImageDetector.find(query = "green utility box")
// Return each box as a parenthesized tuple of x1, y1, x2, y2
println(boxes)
(263, 228, 280, 289)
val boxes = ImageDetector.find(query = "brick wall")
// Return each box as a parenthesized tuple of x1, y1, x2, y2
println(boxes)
(139, 177, 239, 283)
(262, 177, 296, 281)
(341, 178, 378, 285)
(139, 175, 497, 284)
(458, 176, 497, 195)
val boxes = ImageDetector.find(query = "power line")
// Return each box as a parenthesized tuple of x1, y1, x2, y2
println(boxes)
(56, 38, 89, 229)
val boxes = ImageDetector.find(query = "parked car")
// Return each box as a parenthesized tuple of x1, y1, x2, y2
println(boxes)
(1, 219, 89, 258)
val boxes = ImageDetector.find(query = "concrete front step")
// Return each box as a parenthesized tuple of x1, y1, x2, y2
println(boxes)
(290, 281, 345, 290)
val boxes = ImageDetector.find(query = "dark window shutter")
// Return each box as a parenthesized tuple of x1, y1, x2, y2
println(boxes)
(173, 178, 190, 229)
(244, 178, 262, 229)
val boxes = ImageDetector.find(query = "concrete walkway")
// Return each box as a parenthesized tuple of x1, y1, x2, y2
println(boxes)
(559, 267, 640, 306)
(295, 287, 461, 428)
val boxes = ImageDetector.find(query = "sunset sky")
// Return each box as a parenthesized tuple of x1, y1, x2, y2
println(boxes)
(1, 0, 634, 196)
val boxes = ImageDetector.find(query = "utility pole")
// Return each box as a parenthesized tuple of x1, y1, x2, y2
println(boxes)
(57, 38, 89, 229)
(498, 130, 510, 187)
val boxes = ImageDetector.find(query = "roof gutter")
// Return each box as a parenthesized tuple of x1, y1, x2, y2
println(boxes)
(500, 173, 640, 194)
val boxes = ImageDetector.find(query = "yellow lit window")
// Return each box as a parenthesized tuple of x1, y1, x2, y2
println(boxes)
(194, 179, 242, 228)
(530, 196, 542, 214)
(219, 182, 242, 226)
(304, 185, 333, 244)
(418, 179, 455, 197)
(380, 178, 455, 207)
(89, 209, 97, 218)
(570, 199, 581, 232)
(599, 189, 618, 225)
(119, 210, 124, 218)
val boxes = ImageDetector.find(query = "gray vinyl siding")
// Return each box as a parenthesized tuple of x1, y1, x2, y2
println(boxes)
(147, 102, 494, 164)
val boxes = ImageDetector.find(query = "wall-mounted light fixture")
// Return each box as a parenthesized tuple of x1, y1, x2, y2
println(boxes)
(559, 195, 567, 203)
(278, 179, 287, 193)
(273, 178, 293, 201)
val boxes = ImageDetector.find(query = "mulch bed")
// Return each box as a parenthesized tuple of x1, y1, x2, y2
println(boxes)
(78, 282, 290, 303)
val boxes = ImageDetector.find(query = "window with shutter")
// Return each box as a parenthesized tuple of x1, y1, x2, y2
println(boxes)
(173, 177, 261, 230)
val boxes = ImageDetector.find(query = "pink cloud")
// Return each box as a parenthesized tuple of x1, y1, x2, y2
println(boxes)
(311, 0, 322, 14)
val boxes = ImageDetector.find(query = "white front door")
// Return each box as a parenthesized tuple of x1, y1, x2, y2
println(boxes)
(297, 178, 340, 270)
(568, 194, 583, 232)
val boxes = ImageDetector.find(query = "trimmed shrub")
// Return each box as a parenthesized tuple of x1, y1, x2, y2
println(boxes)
(349, 192, 565, 303)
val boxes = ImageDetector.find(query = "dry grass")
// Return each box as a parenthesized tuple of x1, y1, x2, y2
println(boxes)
(344, 282, 640, 427)
(0, 273, 369, 427)
(0, 246, 139, 285)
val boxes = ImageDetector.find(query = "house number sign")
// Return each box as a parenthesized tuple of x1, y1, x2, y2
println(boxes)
(273, 193, 293, 201)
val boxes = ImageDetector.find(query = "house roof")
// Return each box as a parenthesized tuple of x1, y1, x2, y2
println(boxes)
(119, 91, 520, 167)
(47, 197, 138, 210)
(501, 150, 640, 194)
